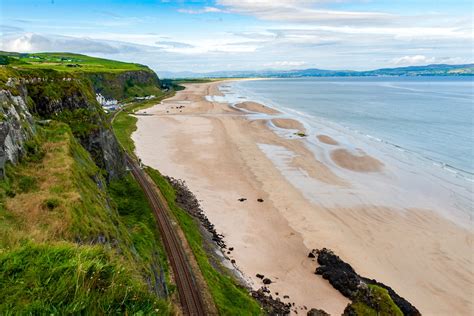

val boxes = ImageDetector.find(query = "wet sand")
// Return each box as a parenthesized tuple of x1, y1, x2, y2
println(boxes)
(271, 118, 306, 134)
(317, 134, 339, 145)
(235, 101, 281, 114)
(331, 148, 384, 172)
(132, 81, 474, 315)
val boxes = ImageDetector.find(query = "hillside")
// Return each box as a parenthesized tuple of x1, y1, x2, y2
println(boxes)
(0, 122, 171, 313)
(159, 63, 474, 78)
(0, 51, 162, 100)
(0, 52, 175, 313)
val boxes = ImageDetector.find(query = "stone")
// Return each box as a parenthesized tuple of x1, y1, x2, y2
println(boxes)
(307, 308, 330, 316)
(263, 278, 272, 285)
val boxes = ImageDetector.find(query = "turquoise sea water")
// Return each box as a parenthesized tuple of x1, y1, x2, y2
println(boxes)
(231, 77, 474, 180)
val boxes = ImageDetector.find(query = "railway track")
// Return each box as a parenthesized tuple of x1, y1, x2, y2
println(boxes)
(125, 154, 206, 315)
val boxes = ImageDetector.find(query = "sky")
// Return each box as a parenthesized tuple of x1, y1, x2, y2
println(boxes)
(1, 0, 473, 75)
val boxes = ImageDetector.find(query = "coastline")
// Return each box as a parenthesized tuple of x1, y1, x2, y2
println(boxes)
(132, 81, 473, 315)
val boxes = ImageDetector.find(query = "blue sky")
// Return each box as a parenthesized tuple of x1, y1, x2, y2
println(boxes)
(1, 0, 472, 74)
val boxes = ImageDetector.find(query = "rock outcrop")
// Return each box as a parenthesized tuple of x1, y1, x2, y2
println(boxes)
(1, 71, 127, 180)
(314, 248, 420, 316)
(0, 88, 35, 177)
(87, 70, 161, 100)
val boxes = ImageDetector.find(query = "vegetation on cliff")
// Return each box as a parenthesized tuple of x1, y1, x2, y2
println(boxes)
(0, 52, 178, 313)
(0, 51, 161, 100)
(0, 122, 172, 314)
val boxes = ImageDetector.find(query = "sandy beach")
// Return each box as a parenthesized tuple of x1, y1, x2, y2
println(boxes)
(132, 81, 474, 315)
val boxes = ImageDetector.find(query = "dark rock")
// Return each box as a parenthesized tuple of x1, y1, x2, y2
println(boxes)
(238, 198, 247, 202)
(166, 176, 227, 249)
(257, 198, 264, 202)
(256, 273, 264, 279)
(263, 278, 272, 285)
(251, 287, 291, 315)
(314, 248, 420, 316)
(308, 252, 315, 258)
(307, 308, 330, 316)
(315, 248, 360, 299)
(230, 259, 235, 264)
(283, 295, 290, 299)
(229, 247, 234, 251)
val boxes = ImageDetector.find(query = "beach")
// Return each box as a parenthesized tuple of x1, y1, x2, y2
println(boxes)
(132, 81, 473, 315)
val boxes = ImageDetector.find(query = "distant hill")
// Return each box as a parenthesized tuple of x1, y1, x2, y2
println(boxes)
(158, 63, 474, 79)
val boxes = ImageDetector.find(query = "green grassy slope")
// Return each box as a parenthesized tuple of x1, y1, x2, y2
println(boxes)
(0, 122, 172, 314)
(0, 51, 147, 73)
(0, 51, 162, 100)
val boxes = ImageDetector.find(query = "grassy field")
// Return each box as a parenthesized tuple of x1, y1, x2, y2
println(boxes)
(0, 122, 173, 314)
(1, 51, 149, 73)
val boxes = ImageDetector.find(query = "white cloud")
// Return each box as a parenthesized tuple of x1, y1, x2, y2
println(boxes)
(178, 6, 227, 14)
(217, 0, 392, 24)
(390, 55, 472, 66)
(391, 55, 436, 66)
(264, 61, 307, 67)
(155, 40, 195, 49)
(1, 33, 141, 54)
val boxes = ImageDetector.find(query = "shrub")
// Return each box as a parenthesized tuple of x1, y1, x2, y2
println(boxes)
(42, 198, 61, 210)
(18, 175, 38, 193)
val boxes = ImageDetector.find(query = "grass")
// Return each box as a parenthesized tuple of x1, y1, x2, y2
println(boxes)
(0, 242, 166, 314)
(348, 284, 403, 316)
(107, 174, 173, 296)
(146, 167, 263, 315)
(0, 121, 173, 314)
(1, 51, 162, 101)
(1, 52, 149, 73)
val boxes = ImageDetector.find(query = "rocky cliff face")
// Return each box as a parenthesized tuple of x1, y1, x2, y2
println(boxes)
(0, 86, 35, 177)
(87, 70, 161, 100)
(0, 71, 129, 180)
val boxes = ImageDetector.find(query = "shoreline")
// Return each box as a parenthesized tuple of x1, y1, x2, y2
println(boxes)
(132, 81, 474, 315)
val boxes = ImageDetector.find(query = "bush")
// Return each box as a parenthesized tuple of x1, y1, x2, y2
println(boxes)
(42, 198, 61, 210)
(18, 175, 38, 193)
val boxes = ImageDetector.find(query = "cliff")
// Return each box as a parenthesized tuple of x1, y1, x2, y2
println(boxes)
(0, 52, 163, 179)
(87, 69, 161, 100)
(0, 53, 172, 313)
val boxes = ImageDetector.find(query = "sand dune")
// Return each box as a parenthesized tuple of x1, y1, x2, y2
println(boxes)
(331, 148, 383, 172)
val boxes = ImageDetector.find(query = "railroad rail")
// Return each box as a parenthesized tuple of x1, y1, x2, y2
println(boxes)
(125, 148, 206, 315)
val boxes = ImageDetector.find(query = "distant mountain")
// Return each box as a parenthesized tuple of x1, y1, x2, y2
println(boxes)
(157, 64, 474, 79)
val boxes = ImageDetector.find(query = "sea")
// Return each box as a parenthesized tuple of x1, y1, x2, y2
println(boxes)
(216, 77, 474, 225)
